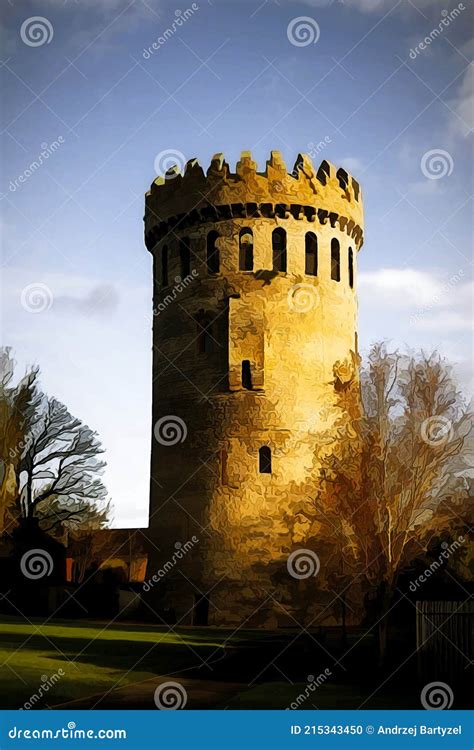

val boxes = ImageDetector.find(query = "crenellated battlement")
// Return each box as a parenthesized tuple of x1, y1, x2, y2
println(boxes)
(144, 151, 364, 250)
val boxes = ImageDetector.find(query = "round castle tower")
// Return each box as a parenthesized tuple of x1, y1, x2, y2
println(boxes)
(144, 151, 364, 627)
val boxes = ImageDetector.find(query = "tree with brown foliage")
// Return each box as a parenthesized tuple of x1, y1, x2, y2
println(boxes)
(0, 348, 40, 532)
(302, 343, 472, 663)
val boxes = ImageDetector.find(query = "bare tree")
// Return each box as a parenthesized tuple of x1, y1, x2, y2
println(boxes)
(302, 343, 472, 663)
(0, 348, 109, 535)
(18, 397, 108, 530)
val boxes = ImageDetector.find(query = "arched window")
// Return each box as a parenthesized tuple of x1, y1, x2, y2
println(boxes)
(331, 238, 340, 282)
(239, 228, 254, 271)
(258, 446, 272, 474)
(207, 231, 220, 274)
(348, 247, 354, 289)
(242, 360, 252, 390)
(161, 245, 169, 287)
(272, 228, 287, 272)
(180, 238, 191, 278)
(305, 232, 318, 276)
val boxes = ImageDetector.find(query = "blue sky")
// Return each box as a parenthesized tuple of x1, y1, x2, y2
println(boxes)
(1, 0, 472, 526)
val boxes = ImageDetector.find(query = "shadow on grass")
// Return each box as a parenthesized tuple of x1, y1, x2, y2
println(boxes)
(1, 618, 467, 710)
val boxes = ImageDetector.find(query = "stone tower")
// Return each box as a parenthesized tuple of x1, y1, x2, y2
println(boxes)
(144, 151, 364, 627)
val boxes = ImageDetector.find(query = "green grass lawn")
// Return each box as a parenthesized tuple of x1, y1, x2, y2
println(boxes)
(0, 618, 437, 710)
(0, 617, 234, 708)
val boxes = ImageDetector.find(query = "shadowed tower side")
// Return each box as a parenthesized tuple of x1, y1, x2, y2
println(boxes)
(144, 151, 364, 627)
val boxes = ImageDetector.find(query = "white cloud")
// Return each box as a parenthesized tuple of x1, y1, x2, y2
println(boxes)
(342, 0, 388, 11)
(360, 267, 444, 307)
(448, 65, 474, 140)
(413, 310, 472, 332)
(342, 0, 448, 14)
(339, 156, 364, 174)
(358, 266, 473, 393)
(409, 178, 443, 196)
(54, 284, 120, 316)
(359, 266, 472, 328)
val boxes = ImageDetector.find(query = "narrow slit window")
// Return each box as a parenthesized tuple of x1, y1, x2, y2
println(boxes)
(180, 238, 191, 278)
(207, 231, 220, 274)
(305, 232, 318, 276)
(239, 229, 254, 271)
(259, 446, 272, 474)
(348, 247, 354, 289)
(197, 319, 215, 354)
(272, 228, 287, 272)
(331, 238, 340, 282)
(242, 360, 252, 390)
(221, 448, 228, 485)
(161, 245, 169, 287)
